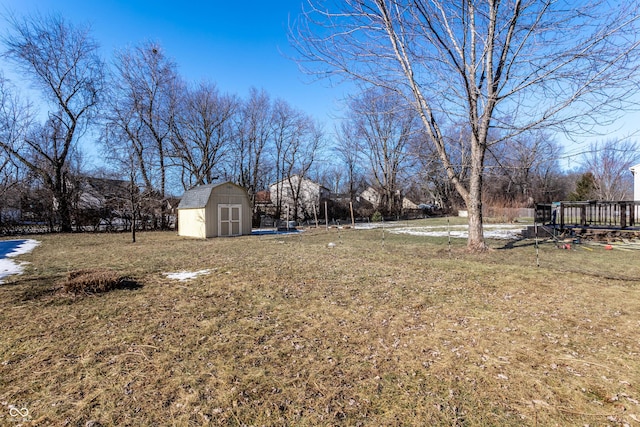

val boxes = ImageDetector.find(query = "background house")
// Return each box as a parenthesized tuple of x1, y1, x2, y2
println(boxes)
(177, 182, 252, 238)
(631, 163, 640, 201)
(360, 186, 419, 215)
(269, 175, 331, 221)
(72, 177, 131, 231)
(360, 186, 381, 208)
(73, 176, 176, 231)
(631, 163, 640, 218)
(402, 197, 419, 210)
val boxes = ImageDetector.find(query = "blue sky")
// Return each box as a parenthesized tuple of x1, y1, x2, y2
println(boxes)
(0, 1, 638, 171)
(0, 0, 349, 126)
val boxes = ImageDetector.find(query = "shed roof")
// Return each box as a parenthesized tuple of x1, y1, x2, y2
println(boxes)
(178, 183, 224, 209)
(177, 182, 249, 209)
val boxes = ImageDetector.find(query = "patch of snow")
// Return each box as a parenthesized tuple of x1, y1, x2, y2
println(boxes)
(353, 222, 399, 230)
(251, 228, 303, 235)
(0, 239, 40, 283)
(163, 269, 211, 282)
(354, 222, 524, 239)
(0, 259, 24, 283)
(388, 224, 522, 240)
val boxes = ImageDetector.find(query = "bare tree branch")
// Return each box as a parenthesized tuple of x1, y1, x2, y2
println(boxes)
(292, 0, 640, 250)
(0, 13, 104, 231)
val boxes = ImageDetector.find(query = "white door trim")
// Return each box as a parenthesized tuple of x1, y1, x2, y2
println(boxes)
(218, 204, 242, 237)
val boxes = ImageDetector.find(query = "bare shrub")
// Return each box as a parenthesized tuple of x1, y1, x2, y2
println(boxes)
(62, 269, 131, 295)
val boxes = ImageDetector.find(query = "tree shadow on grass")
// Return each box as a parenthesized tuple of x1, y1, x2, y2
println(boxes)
(1, 273, 64, 302)
(495, 238, 539, 250)
(115, 278, 144, 291)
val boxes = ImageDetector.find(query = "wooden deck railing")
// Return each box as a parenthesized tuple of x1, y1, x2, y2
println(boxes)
(535, 201, 640, 229)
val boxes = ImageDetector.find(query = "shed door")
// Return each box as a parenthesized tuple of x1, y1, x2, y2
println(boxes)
(218, 204, 242, 237)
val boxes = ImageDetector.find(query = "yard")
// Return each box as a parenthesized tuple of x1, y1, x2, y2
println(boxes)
(1, 219, 639, 426)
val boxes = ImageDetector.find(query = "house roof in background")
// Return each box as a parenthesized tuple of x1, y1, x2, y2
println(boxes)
(255, 190, 271, 204)
(270, 174, 331, 192)
(77, 177, 130, 209)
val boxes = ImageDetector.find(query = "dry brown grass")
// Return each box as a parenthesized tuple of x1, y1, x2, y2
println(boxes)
(0, 224, 639, 426)
(61, 269, 136, 295)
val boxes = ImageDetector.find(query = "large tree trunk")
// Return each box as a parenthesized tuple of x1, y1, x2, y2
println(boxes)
(55, 191, 73, 232)
(465, 142, 488, 251)
(465, 180, 485, 252)
(57, 199, 72, 232)
(55, 170, 73, 232)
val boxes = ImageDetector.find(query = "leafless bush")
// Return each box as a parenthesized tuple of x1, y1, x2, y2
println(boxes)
(62, 269, 132, 295)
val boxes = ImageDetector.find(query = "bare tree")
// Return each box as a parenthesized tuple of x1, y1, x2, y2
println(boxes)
(234, 88, 273, 208)
(0, 78, 31, 215)
(107, 42, 177, 195)
(105, 41, 179, 228)
(293, 0, 640, 250)
(334, 120, 366, 202)
(580, 138, 639, 201)
(96, 138, 144, 240)
(280, 117, 323, 220)
(410, 136, 460, 212)
(526, 139, 567, 204)
(0, 13, 103, 231)
(0, 152, 22, 227)
(271, 99, 321, 218)
(347, 87, 418, 216)
(170, 81, 238, 189)
(485, 131, 563, 206)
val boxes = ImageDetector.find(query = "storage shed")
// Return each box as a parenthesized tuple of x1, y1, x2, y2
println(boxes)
(177, 182, 252, 238)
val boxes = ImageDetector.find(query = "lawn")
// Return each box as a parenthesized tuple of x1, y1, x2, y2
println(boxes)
(1, 220, 639, 426)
